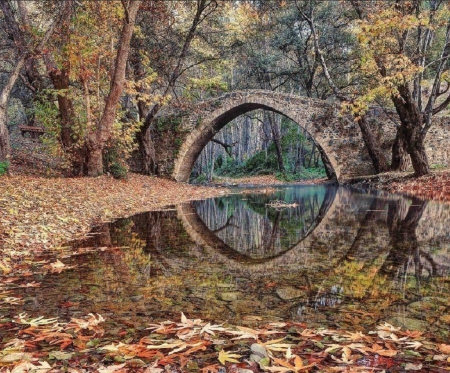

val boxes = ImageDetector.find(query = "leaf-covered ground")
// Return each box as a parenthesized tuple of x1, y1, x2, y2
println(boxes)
(0, 174, 226, 267)
(1, 311, 450, 372)
(345, 169, 450, 203)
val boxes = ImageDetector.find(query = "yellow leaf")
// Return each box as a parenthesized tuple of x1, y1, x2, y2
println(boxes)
(293, 355, 303, 370)
(376, 349, 397, 357)
(218, 350, 241, 365)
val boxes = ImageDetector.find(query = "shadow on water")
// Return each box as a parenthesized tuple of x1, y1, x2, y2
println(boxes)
(3, 186, 450, 340)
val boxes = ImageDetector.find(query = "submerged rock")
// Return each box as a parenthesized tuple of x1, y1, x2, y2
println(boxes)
(385, 316, 427, 331)
(276, 286, 307, 300)
(219, 292, 241, 302)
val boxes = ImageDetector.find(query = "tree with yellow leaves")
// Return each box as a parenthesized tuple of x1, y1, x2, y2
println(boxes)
(349, 0, 450, 176)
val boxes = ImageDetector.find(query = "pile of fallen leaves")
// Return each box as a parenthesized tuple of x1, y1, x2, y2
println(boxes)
(1, 312, 449, 372)
(387, 171, 450, 202)
(0, 174, 225, 269)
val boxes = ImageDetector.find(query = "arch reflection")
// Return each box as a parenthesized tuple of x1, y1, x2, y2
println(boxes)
(186, 186, 337, 262)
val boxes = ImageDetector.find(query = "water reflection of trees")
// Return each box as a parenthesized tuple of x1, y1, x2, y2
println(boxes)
(193, 187, 336, 259)
(18, 187, 450, 333)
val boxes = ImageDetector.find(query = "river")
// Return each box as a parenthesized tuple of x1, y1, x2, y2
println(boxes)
(3, 185, 450, 341)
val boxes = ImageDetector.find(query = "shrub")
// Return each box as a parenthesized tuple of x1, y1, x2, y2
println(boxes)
(0, 161, 10, 176)
(104, 148, 128, 179)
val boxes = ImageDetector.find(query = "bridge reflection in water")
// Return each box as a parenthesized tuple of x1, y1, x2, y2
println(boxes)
(5, 186, 450, 337)
(185, 186, 336, 262)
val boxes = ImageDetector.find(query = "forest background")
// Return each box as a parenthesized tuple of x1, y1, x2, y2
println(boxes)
(1, 0, 450, 183)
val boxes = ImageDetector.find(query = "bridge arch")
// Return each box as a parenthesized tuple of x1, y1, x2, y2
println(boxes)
(172, 91, 341, 182)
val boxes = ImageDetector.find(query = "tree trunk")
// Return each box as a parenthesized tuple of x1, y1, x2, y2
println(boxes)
(267, 112, 285, 173)
(391, 130, 410, 171)
(87, 146, 103, 177)
(317, 145, 336, 180)
(392, 85, 430, 177)
(136, 130, 158, 175)
(86, 0, 141, 176)
(356, 116, 390, 174)
(0, 55, 26, 164)
(0, 108, 11, 164)
(409, 142, 430, 177)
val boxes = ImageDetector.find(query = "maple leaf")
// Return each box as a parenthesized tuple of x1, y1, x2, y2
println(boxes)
(263, 338, 292, 353)
(342, 331, 367, 342)
(200, 322, 227, 336)
(375, 322, 401, 332)
(375, 349, 398, 357)
(50, 259, 65, 269)
(9, 361, 52, 373)
(66, 313, 105, 332)
(15, 314, 59, 327)
(268, 356, 315, 372)
(227, 326, 281, 340)
(99, 342, 129, 352)
(405, 341, 423, 350)
(401, 330, 424, 339)
(146, 321, 176, 334)
(218, 349, 242, 365)
(177, 312, 204, 328)
(300, 329, 317, 337)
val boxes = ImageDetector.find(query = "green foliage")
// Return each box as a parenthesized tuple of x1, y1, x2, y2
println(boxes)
(155, 115, 183, 132)
(104, 147, 128, 180)
(191, 174, 208, 184)
(0, 161, 10, 176)
(214, 119, 327, 181)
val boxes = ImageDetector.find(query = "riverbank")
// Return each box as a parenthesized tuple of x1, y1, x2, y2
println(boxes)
(0, 174, 227, 260)
(209, 175, 329, 186)
(212, 171, 450, 203)
(344, 169, 450, 202)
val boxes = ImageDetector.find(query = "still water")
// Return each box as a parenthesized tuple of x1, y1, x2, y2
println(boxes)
(4, 186, 450, 339)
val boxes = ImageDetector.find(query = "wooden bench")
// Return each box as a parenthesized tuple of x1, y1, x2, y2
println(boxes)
(18, 125, 45, 138)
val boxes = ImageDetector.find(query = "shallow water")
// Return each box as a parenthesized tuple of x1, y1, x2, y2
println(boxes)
(4, 186, 450, 339)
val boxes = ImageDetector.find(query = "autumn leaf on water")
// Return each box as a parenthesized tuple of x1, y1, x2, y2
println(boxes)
(267, 355, 315, 372)
(218, 349, 242, 365)
(66, 313, 105, 332)
(375, 322, 401, 332)
(6, 360, 52, 372)
(227, 326, 282, 340)
(263, 338, 292, 353)
(200, 322, 227, 336)
(15, 313, 59, 327)
(405, 341, 423, 350)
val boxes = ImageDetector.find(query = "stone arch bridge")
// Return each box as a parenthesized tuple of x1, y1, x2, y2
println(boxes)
(152, 90, 449, 182)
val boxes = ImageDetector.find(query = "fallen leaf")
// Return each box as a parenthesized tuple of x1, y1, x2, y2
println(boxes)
(218, 350, 241, 365)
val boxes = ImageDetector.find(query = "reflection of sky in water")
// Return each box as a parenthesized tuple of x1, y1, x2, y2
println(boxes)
(2, 186, 450, 338)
